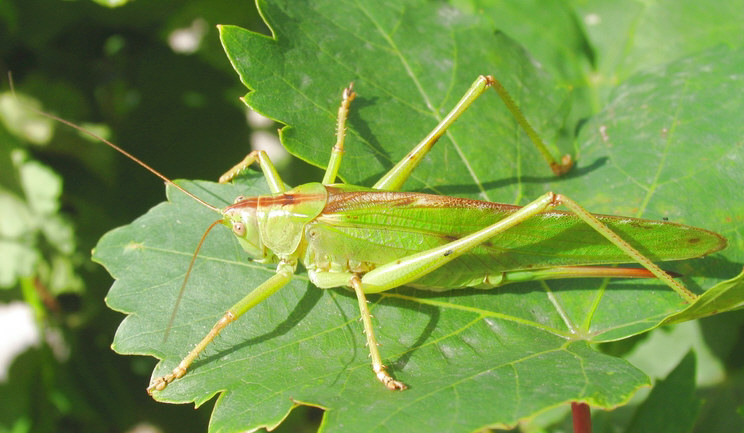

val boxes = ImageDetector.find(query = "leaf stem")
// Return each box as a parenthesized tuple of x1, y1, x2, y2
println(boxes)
(571, 402, 592, 433)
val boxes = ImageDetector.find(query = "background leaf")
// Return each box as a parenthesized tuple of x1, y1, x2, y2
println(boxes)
(95, 1, 744, 432)
(625, 351, 702, 433)
(0, 1, 269, 431)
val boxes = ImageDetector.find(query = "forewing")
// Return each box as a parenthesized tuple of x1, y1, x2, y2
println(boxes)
(310, 189, 725, 288)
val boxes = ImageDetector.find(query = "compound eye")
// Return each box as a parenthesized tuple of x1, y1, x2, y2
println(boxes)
(232, 221, 246, 237)
(233, 195, 246, 204)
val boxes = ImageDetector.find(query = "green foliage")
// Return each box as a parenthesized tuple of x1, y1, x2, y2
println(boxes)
(2, 0, 744, 432)
(95, 1, 744, 432)
(625, 351, 701, 433)
(0, 94, 82, 295)
(0, 0, 267, 432)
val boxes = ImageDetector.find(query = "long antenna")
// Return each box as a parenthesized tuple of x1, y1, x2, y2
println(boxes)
(163, 218, 224, 342)
(7, 73, 221, 213)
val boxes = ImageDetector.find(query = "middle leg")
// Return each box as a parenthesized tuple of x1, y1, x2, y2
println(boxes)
(350, 275, 407, 391)
(322, 83, 356, 185)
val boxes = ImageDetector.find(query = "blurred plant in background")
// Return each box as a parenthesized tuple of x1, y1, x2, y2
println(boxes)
(0, 1, 317, 431)
(1, 1, 743, 432)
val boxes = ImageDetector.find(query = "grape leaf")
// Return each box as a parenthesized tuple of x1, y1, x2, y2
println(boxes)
(96, 1, 744, 432)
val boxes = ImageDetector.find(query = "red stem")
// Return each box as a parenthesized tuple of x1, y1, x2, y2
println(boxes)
(571, 402, 592, 433)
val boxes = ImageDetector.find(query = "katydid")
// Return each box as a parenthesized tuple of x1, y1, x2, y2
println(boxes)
(28, 75, 726, 392)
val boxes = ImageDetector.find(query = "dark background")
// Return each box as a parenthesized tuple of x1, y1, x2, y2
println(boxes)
(0, 1, 321, 431)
